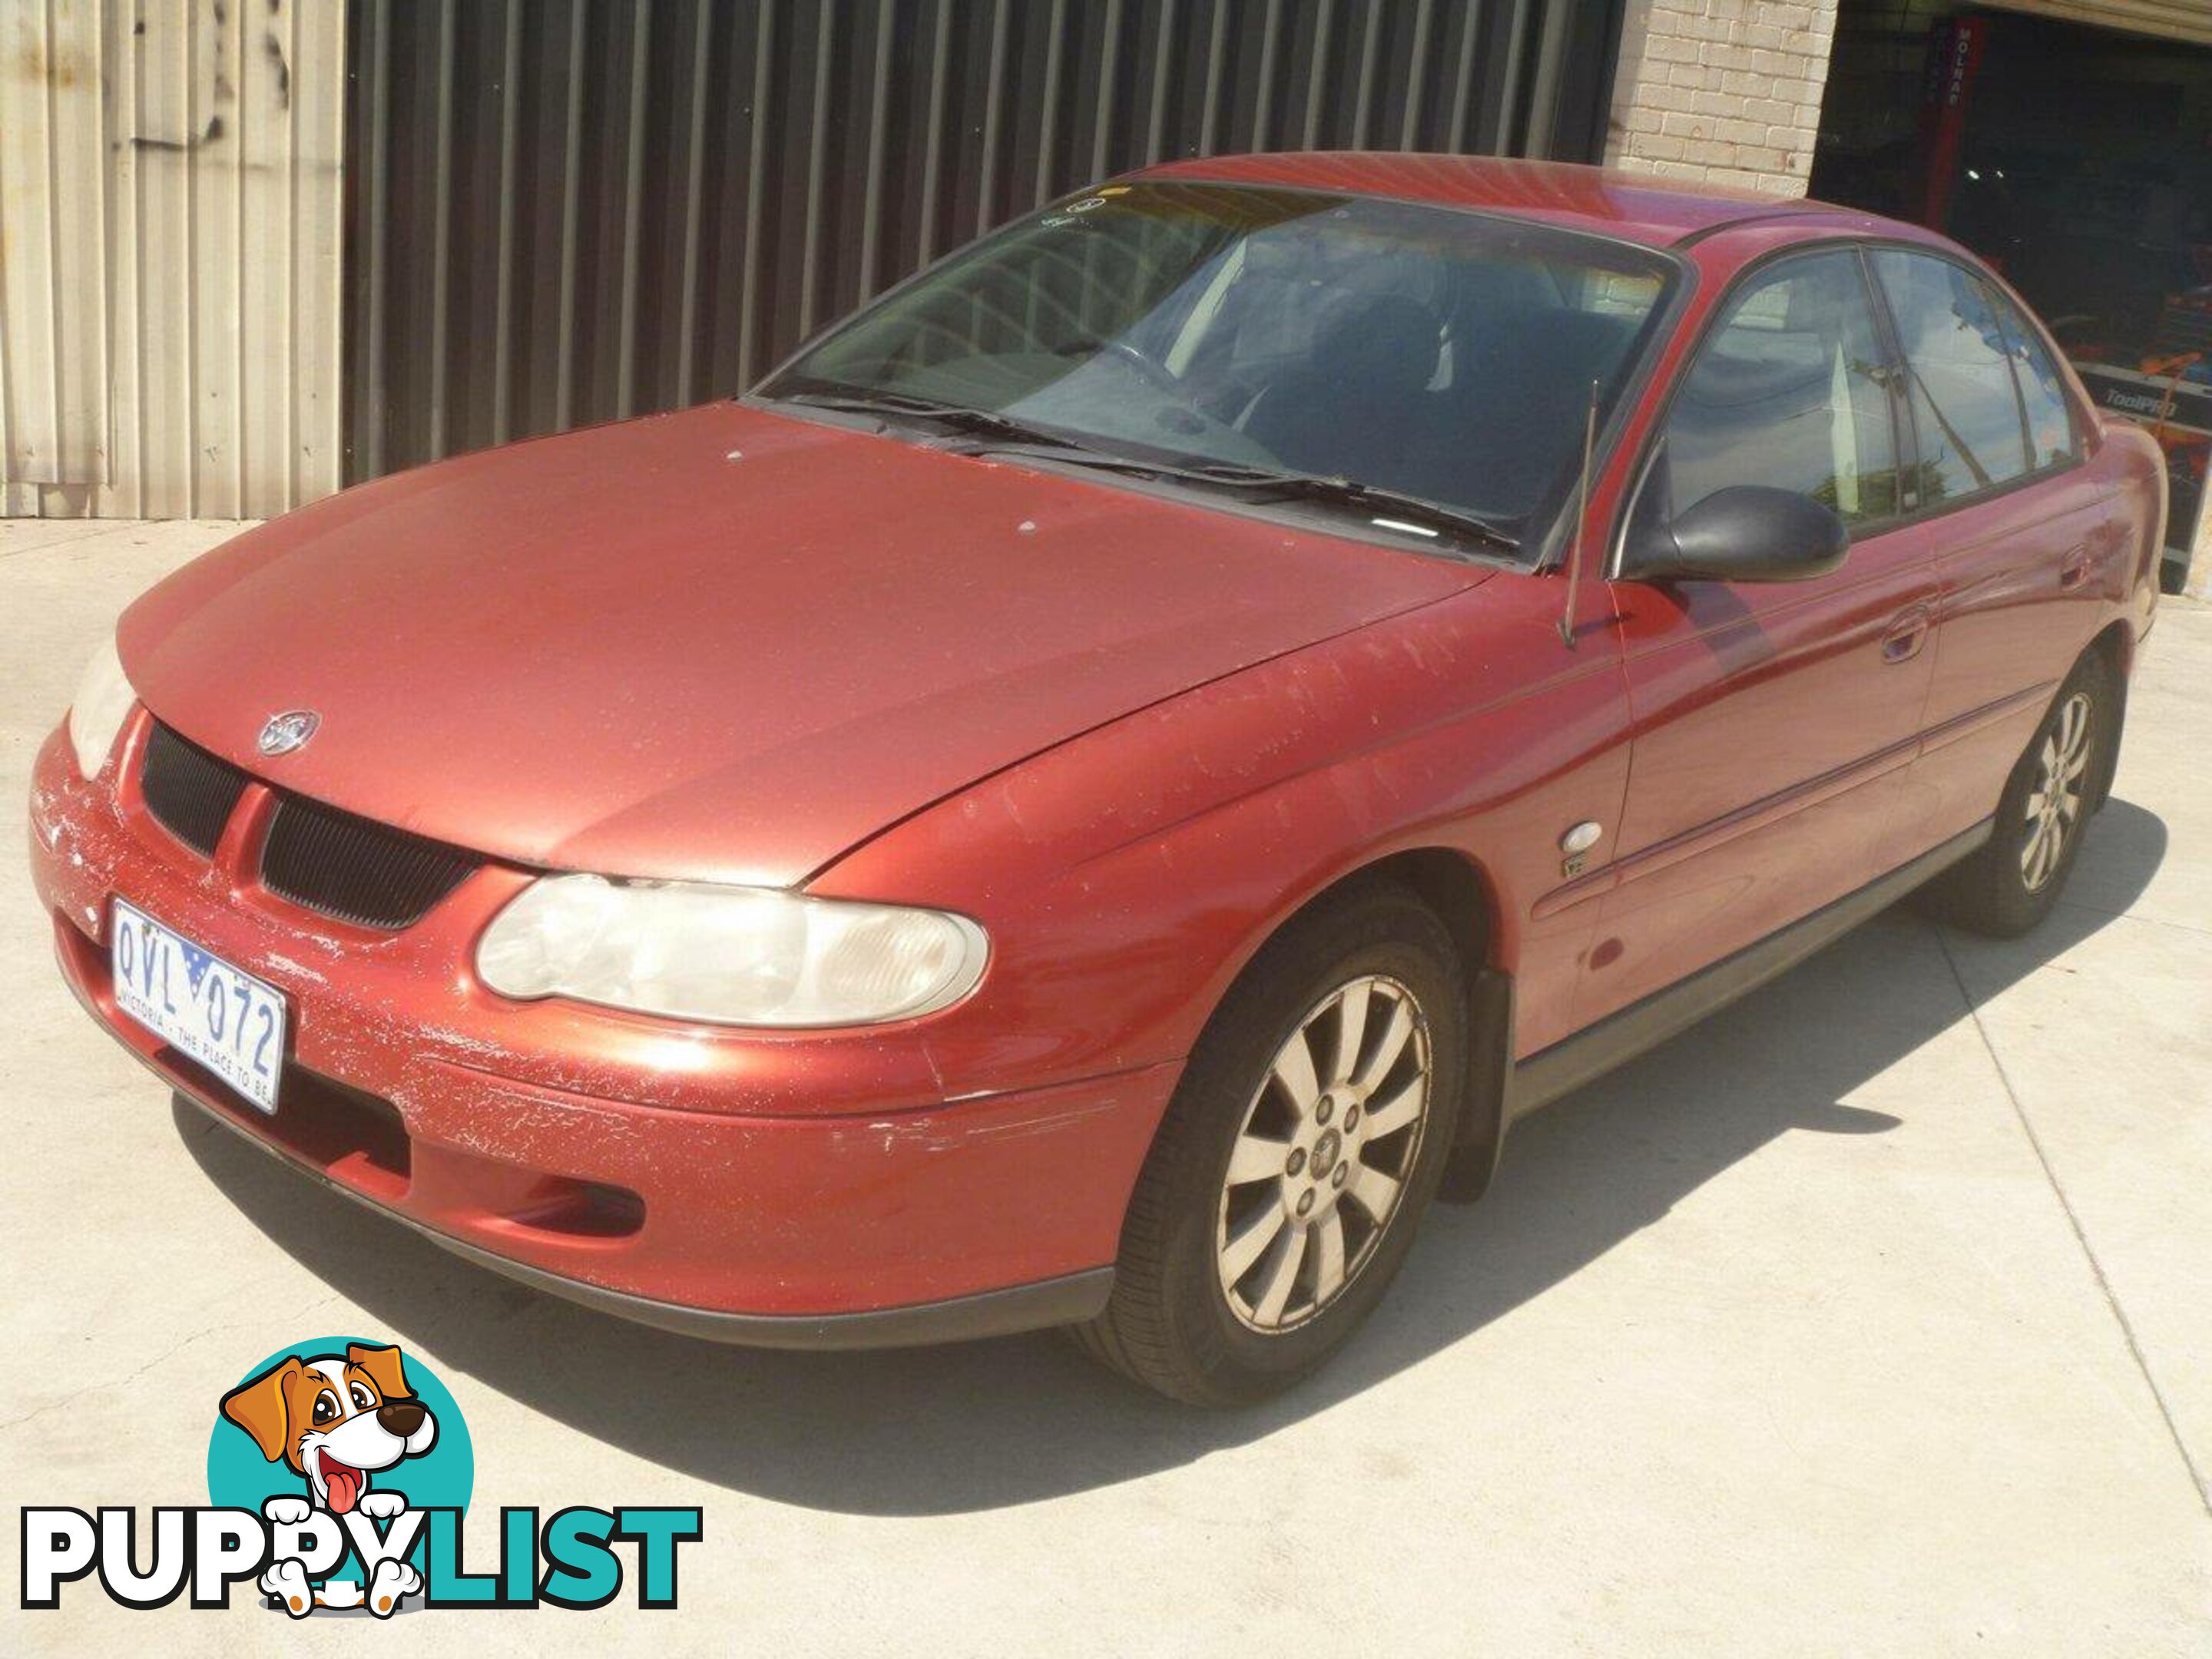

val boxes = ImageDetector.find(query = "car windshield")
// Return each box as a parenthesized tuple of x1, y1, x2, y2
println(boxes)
(757, 182, 1675, 559)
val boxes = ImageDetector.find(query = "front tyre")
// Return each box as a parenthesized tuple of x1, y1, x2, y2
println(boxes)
(1071, 882, 1465, 1404)
(1922, 651, 2116, 938)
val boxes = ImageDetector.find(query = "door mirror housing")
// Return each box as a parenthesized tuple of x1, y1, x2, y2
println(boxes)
(1624, 485, 1849, 584)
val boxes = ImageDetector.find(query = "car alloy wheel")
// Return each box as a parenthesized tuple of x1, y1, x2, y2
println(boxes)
(1214, 973, 1432, 1333)
(1912, 648, 2118, 940)
(1071, 879, 1464, 1402)
(2020, 690, 2093, 893)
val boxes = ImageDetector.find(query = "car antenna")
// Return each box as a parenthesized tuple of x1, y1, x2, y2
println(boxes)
(1558, 379, 1599, 649)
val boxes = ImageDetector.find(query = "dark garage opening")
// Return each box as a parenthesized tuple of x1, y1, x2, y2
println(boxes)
(1810, 2, 2212, 591)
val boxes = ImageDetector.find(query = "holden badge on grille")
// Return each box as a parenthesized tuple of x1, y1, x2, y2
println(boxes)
(257, 710, 320, 757)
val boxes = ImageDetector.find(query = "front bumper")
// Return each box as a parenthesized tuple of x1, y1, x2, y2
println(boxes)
(31, 720, 1174, 1342)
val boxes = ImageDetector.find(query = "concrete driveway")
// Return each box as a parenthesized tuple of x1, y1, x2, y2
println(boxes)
(3, 519, 2207, 1656)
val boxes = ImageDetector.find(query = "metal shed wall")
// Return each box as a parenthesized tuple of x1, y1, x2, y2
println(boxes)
(0, 0, 346, 519)
(346, 0, 1628, 482)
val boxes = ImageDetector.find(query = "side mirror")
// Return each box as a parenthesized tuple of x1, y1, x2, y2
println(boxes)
(1624, 485, 1849, 583)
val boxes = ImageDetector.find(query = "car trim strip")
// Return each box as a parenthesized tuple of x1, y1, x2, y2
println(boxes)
(1510, 818, 1995, 1115)
(1530, 727, 1926, 919)
(1919, 679, 2063, 756)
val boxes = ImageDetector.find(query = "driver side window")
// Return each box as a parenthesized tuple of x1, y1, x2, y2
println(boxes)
(1653, 250, 1904, 531)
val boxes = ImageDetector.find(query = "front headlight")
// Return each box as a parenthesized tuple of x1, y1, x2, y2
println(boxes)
(475, 875, 988, 1028)
(67, 634, 137, 780)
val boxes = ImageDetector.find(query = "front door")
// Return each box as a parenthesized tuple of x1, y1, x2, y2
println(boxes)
(1579, 247, 1936, 1025)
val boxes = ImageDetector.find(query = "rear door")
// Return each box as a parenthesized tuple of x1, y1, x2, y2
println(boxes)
(1865, 247, 2121, 859)
(1578, 246, 1936, 1025)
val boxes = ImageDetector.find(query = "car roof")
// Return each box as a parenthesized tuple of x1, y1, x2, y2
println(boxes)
(1122, 152, 1888, 251)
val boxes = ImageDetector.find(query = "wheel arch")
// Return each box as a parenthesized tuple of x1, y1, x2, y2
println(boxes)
(1233, 844, 1517, 1205)
(2087, 615, 2133, 679)
(1355, 846, 1497, 969)
(2084, 619, 2132, 812)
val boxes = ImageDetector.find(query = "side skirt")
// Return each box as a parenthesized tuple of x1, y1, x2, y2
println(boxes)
(1508, 819, 1993, 1119)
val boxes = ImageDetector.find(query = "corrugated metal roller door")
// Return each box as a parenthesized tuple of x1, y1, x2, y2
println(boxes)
(344, 0, 1628, 482)
(0, 0, 344, 519)
(1982, 2, 2212, 48)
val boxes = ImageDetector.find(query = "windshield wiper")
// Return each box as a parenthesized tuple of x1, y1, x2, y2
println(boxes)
(769, 383, 1520, 558)
(1181, 466, 1522, 555)
(959, 444, 1522, 557)
(764, 383, 1084, 451)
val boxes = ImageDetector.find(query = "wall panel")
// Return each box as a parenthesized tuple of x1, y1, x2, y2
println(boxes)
(346, 0, 1626, 481)
(0, 0, 344, 519)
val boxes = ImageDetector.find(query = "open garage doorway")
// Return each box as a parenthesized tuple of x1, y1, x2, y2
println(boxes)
(1810, 2, 2212, 593)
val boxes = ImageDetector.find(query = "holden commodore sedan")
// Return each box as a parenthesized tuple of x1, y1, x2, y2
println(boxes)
(31, 156, 2164, 1402)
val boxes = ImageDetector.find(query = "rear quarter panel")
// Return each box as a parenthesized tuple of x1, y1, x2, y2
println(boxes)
(2101, 415, 2169, 644)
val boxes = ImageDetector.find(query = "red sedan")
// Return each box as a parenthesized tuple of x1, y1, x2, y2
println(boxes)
(30, 157, 2164, 1402)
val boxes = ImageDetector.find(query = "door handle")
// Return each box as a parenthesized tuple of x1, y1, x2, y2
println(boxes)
(1881, 605, 1931, 664)
(2059, 545, 2092, 591)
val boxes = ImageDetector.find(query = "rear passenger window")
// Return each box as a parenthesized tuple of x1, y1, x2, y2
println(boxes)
(1871, 250, 2033, 503)
(1656, 250, 1902, 528)
(1990, 290, 2079, 469)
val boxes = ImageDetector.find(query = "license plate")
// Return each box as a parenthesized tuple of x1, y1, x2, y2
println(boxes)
(110, 899, 287, 1114)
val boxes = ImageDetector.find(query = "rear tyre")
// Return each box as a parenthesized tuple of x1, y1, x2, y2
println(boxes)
(1919, 651, 2115, 938)
(1070, 881, 1465, 1405)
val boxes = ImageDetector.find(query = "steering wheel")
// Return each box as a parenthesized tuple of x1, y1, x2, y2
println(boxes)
(1101, 339, 1256, 444)
(1104, 339, 1186, 397)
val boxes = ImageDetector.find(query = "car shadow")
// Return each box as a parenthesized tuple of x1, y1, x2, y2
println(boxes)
(175, 800, 2167, 1518)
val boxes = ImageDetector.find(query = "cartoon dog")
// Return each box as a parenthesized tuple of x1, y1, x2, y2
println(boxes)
(220, 1341, 438, 1618)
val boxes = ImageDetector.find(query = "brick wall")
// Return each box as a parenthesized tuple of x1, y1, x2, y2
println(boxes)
(1604, 0, 1843, 198)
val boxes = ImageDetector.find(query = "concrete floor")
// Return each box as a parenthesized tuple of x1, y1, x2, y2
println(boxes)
(3, 518, 2207, 1656)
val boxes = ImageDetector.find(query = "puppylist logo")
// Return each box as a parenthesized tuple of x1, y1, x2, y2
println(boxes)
(22, 1335, 700, 1616)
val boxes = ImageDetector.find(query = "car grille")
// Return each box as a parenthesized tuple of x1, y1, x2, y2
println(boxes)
(141, 721, 250, 855)
(138, 719, 482, 929)
(259, 793, 481, 930)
